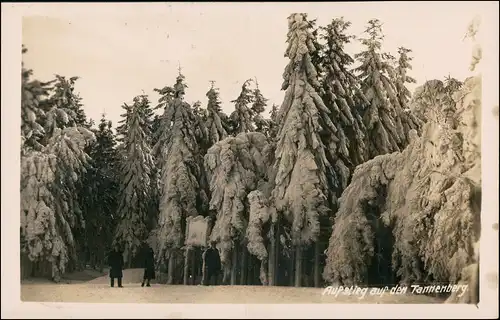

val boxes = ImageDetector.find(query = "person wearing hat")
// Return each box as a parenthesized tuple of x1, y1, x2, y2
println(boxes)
(203, 241, 221, 286)
(141, 245, 156, 287)
(108, 244, 124, 288)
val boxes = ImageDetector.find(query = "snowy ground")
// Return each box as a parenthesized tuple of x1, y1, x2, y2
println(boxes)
(21, 283, 447, 304)
(21, 269, 446, 304)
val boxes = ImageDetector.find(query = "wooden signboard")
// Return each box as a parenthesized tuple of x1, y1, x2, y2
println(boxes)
(185, 215, 211, 247)
(184, 215, 212, 285)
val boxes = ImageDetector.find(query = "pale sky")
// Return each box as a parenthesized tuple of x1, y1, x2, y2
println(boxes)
(21, 2, 494, 126)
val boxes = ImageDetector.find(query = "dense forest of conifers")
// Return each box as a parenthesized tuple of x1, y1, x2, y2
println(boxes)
(20, 14, 481, 301)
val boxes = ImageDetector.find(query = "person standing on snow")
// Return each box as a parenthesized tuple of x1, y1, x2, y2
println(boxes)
(108, 244, 124, 288)
(142, 246, 155, 287)
(203, 241, 221, 285)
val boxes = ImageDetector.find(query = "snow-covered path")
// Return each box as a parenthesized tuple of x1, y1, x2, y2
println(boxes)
(21, 283, 445, 304)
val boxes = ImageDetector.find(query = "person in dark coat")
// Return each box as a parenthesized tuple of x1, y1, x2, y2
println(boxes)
(108, 244, 124, 288)
(141, 246, 155, 287)
(203, 241, 221, 286)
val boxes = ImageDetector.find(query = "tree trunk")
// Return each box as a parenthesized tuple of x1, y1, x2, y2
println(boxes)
(191, 248, 197, 285)
(289, 249, 295, 286)
(98, 248, 105, 273)
(268, 224, 276, 286)
(268, 243, 274, 286)
(275, 220, 281, 284)
(294, 246, 302, 287)
(183, 247, 190, 285)
(201, 251, 207, 285)
(250, 256, 256, 285)
(314, 241, 320, 288)
(167, 253, 175, 285)
(222, 264, 230, 284)
(240, 246, 248, 285)
(230, 245, 238, 285)
(127, 253, 132, 269)
(275, 220, 281, 286)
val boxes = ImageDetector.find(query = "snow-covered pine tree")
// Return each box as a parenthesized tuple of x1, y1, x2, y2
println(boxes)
(154, 85, 176, 111)
(229, 79, 255, 135)
(192, 100, 208, 122)
(445, 17, 482, 303)
(410, 80, 447, 123)
(393, 47, 417, 112)
(113, 95, 156, 267)
(443, 76, 464, 105)
(251, 79, 270, 136)
(205, 132, 273, 284)
(153, 73, 209, 283)
(205, 81, 230, 145)
(153, 77, 209, 160)
(80, 115, 120, 270)
(44, 75, 91, 135)
(410, 76, 464, 127)
(21, 46, 54, 152)
(116, 94, 158, 232)
(267, 103, 280, 139)
(116, 95, 154, 147)
(134, 94, 159, 230)
(324, 21, 482, 292)
(22, 68, 96, 272)
(139, 94, 156, 138)
(151, 114, 162, 148)
(21, 126, 95, 281)
(130, 94, 155, 141)
(319, 17, 370, 185)
(151, 85, 176, 147)
(246, 189, 277, 285)
(442, 76, 465, 130)
(271, 13, 337, 287)
(354, 19, 421, 157)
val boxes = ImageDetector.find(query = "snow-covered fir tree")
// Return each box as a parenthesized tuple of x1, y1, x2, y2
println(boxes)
(80, 115, 120, 270)
(324, 20, 482, 292)
(44, 75, 90, 136)
(205, 82, 230, 145)
(151, 85, 176, 147)
(21, 49, 97, 278)
(354, 19, 421, 157)
(192, 100, 208, 122)
(117, 94, 155, 142)
(229, 79, 255, 135)
(271, 14, 337, 281)
(442, 76, 464, 130)
(252, 80, 271, 137)
(246, 189, 277, 285)
(137, 94, 156, 140)
(323, 75, 480, 288)
(116, 94, 159, 231)
(266, 103, 280, 139)
(21, 124, 95, 280)
(21, 46, 54, 152)
(154, 85, 176, 111)
(113, 95, 156, 266)
(410, 76, 463, 126)
(134, 94, 159, 229)
(393, 47, 417, 112)
(319, 17, 370, 185)
(152, 85, 175, 151)
(205, 132, 273, 282)
(152, 73, 209, 281)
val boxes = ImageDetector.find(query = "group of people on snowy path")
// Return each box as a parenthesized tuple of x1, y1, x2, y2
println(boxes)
(107, 241, 221, 287)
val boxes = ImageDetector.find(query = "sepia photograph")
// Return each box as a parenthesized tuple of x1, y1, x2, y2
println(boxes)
(1, 1, 499, 319)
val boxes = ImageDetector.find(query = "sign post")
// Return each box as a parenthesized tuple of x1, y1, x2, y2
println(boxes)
(184, 215, 211, 285)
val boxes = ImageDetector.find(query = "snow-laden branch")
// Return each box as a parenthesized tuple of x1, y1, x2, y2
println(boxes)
(205, 132, 273, 264)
